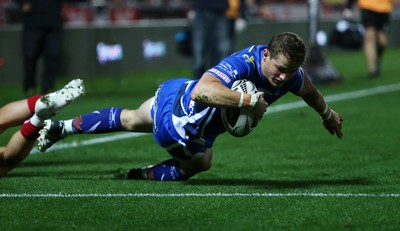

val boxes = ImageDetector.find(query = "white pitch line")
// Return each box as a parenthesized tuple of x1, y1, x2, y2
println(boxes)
(267, 82, 400, 113)
(1, 192, 400, 198)
(31, 82, 400, 154)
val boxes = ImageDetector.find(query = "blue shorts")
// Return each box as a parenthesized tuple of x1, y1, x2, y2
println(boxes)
(150, 78, 208, 160)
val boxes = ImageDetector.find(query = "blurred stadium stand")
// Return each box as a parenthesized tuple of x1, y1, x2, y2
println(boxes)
(1, 0, 400, 25)
(0, 0, 360, 26)
(0, 0, 399, 84)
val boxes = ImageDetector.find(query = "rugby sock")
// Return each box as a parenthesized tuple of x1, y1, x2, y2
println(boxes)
(21, 96, 46, 140)
(146, 158, 186, 181)
(27, 94, 43, 114)
(20, 118, 42, 140)
(65, 107, 123, 134)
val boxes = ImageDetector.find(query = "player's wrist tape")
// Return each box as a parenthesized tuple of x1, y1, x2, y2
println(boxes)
(249, 94, 259, 109)
(322, 110, 333, 120)
(238, 91, 244, 107)
(320, 104, 329, 115)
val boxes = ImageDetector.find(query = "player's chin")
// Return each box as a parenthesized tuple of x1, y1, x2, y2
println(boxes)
(271, 82, 284, 88)
(269, 79, 283, 87)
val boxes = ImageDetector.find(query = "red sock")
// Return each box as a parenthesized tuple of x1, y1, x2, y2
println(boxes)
(27, 94, 44, 114)
(20, 120, 41, 140)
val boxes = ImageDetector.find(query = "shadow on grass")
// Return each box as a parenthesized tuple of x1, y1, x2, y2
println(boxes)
(6, 169, 118, 179)
(184, 177, 373, 189)
(5, 171, 374, 188)
(18, 158, 132, 167)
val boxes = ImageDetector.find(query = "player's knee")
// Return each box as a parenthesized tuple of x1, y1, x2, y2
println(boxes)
(198, 160, 212, 172)
(121, 109, 139, 131)
(199, 150, 212, 171)
(181, 159, 212, 179)
(121, 109, 152, 132)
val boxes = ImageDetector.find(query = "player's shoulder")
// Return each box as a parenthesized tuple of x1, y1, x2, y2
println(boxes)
(233, 45, 265, 57)
(227, 45, 265, 67)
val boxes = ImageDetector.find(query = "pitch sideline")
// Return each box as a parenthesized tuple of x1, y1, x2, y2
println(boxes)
(1, 192, 400, 198)
(31, 82, 400, 154)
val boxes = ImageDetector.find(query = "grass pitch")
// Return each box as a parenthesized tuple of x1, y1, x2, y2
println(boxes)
(1, 48, 400, 230)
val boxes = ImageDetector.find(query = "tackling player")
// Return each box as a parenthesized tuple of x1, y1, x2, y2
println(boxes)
(0, 79, 85, 176)
(37, 32, 343, 181)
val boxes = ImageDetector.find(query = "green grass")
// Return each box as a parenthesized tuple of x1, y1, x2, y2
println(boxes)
(1, 48, 400, 230)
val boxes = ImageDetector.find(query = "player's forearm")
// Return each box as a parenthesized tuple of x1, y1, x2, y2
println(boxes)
(301, 88, 331, 118)
(192, 74, 253, 108)
(192, 80, 242, 108)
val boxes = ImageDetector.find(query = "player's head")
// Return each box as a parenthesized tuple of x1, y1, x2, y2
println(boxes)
(262, 32, 307, 87)
(267, 32, 307, 66)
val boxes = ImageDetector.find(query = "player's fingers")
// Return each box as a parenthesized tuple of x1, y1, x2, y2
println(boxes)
(336, 117, 343, 138)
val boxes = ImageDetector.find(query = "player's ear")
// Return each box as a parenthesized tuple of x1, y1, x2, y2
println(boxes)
(263, 49, 270, 61)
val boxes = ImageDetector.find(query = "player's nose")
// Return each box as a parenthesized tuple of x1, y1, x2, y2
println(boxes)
(279, 73, 289, 80)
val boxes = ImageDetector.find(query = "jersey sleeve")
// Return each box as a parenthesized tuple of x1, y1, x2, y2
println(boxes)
(206, 54, 252, 88)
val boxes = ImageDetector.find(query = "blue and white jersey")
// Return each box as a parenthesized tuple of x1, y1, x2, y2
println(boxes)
(152, 78, 223, 151)
(152, 45, 305, 156)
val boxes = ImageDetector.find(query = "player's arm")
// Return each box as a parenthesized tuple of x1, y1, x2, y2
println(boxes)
(296, 73, 344, 139)
(192, 73, 254, 108)
(191, 73, 266, 121)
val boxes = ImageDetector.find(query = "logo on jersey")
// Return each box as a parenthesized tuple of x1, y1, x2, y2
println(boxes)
(209, 68, 231, 84)
(220, 61, 239, 79)
(242, 54, 255, 68)
(188, 100, 195, 115)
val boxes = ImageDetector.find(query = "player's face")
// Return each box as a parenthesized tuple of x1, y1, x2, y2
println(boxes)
(262, 50, 299, 87)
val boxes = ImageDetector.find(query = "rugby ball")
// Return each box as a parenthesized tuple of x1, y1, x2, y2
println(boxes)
(221, 79, 258, 137)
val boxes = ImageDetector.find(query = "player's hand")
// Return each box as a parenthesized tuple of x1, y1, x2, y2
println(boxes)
(322, 110, 343, 139)
(251, 92, 268, 127)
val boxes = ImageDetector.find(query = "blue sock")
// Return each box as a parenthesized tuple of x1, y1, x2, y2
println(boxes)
(149, 159, 186, 181)
(72, 107, 123, 133)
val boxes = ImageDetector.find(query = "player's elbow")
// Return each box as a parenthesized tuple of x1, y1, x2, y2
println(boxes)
(191, 85, 204, 102)
(191, 73, 220, 102)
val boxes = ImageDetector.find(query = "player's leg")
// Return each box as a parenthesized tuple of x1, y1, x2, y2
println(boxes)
(0, 124, 37, 176)
(0, 79, 85, 176)
(375, 12, 389, 76)
(125, 147, 213, 181)
(123, 78, 213, 181)
(120, 97, 154, 132)
(0, 95, 41, 174)
(177, 148, 212, 178)
(1, 77, 83, 134)
(376, 30, 387, 60)
(0, 95, 42, 134)
(361, 9, 382, 77)
(37, 97, 154, 152)
(363, 26, 378, 76)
